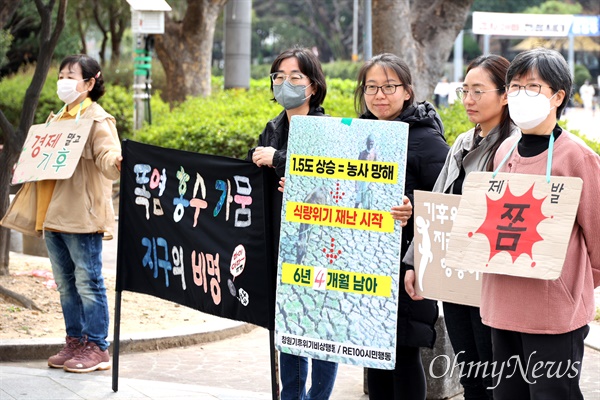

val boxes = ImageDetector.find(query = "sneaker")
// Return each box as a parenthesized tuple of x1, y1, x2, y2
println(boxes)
(48, 336, 83, 368)
(63, 341, 111, 373)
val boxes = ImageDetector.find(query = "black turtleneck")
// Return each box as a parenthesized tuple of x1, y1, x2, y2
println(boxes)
(517, 125, 562, 157)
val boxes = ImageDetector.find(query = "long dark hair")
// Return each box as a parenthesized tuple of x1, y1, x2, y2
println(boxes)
(466, 55, 512, 171)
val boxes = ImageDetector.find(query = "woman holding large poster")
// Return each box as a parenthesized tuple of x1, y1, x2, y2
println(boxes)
(354, 53, 449, 399)
(247, 48, 338, 400)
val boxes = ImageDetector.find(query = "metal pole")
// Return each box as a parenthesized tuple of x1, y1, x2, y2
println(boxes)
(224, 0, 252, 89)
(453, 30, 464, 82)
(352, 0, 359, 62)
(568, 33, 575, 78)
(364, 0, 372, 61)
(133, 34, 146, 131)
(483, 34, 490, 55)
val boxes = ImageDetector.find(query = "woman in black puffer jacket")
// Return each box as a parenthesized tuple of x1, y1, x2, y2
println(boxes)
(354, 53, 450, 400)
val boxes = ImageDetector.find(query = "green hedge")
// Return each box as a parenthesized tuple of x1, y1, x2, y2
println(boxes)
(2, 68, 598, 158)
(133, 77, 358, 159)
(0, 67, 134, 139)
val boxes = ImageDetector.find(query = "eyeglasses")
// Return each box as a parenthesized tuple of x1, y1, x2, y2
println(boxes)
(455, 87, 501, 101)
(363, 84, 404, 95)
(507, 83, 554, 97)
(270, 73, 306, 85)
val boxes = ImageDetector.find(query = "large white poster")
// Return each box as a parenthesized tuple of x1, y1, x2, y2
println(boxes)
(275, 116, 408, 369)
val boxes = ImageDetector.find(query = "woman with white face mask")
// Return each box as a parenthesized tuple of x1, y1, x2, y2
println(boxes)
(246, 48, 338, 400)
(2, 54, 122, 373)
(482, 48, 600, 399)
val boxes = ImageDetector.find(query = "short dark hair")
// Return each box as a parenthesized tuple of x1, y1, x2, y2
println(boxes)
(506, 48, 572, 118)
(59, 54, 106, 101)
(354, 53, 415, 116)
(270, 48, 327, 108)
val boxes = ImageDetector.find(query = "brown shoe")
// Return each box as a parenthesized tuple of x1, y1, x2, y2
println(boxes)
(48, 336, 83, 368)
(63, 341, 111, 373)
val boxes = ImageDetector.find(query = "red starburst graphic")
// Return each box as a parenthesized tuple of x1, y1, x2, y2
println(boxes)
(472, 183, 548, 264)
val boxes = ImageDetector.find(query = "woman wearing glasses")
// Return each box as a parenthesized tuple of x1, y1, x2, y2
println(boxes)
(354, 53, 449, 400)
(405, 54, 518, 399)
(482, 48, 600, 399)
(247, 48, 337, 400)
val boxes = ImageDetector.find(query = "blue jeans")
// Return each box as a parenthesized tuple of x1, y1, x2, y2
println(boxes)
(45, 232, 109, 350)
(280, 352, 338, 400)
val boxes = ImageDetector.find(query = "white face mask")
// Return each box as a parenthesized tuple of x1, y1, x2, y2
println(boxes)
(508, 92, 556, 131)
(56, 79, 86, 104)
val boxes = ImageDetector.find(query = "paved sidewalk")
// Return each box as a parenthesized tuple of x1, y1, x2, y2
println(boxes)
(1, 324, 600, 400)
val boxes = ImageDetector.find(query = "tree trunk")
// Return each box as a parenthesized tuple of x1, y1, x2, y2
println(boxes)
(0, 0, 67, 275)
(75, 6, 88, 54)
(92, 1, 108, 64)
(0, 0, 22, 28)
(372, 0, 473, 101)
(108, 0, 128, 65)
(154, 0, 229, 105)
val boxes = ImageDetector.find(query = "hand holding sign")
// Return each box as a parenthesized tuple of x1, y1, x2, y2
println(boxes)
(12, 119, 93, 184)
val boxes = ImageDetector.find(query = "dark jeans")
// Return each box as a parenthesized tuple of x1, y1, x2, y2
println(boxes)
(367, 345, 426, 400)
(279, 352, 338, 400)
(491, 325, 589, 400)
(443, 302, 493, 399)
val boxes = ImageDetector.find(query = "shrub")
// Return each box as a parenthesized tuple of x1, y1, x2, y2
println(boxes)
(437, 102, 473, 146)
(135, 82, 280, 159)
(0, 67, 135, 139)
(135, 77, 357, 159)
(0, 66, 62, 127)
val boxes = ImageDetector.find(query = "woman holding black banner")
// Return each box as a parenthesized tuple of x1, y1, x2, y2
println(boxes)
(247, 47, 338, 400)
(1, 54, 121, 373)
(353, 53, 449, 399)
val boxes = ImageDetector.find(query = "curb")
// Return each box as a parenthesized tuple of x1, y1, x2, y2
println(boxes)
(584, 322, 600, 352)
(0, 320, 256, 362)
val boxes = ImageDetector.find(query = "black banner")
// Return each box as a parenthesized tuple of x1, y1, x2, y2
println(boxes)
(116, 140, 274, 330)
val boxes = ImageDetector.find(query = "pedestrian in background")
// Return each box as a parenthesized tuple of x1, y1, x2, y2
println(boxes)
(1, 54, 122, 373)
(247, 47, 338, 400)
(354, 53, 449, 400)
(579, 79, 595, 114)
(485, 47, 600, 399)
(434, 76, 451, 108)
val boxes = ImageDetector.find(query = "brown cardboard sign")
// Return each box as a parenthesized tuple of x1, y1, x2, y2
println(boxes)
(12, 119, 94, 184)
(445, 172, 582, 280)
(413, 191, 482, 307)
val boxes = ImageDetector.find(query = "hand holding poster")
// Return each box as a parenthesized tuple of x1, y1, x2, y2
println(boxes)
(12, 119, 93, 184)
(275, 116, 408, 369)
(445, 171, 582, 279)
(413, 190, 482, 307)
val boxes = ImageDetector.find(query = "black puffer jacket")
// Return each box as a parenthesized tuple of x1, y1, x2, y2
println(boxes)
(362, 101, 449, 348)
(247, 106, 326, 225)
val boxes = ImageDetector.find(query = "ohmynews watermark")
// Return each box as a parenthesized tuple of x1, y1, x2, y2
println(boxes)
(429, 351, 581, 389)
